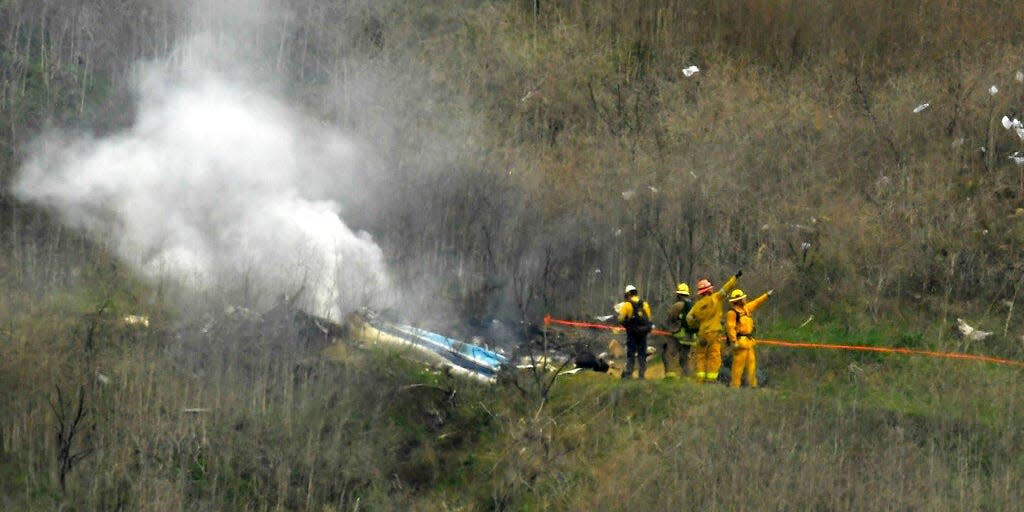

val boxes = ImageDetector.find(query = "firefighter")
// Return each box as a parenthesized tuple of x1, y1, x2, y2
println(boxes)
(617, 285, 653, 379)
(726, 288, 772, 388)
(685, 271, 741, 383)
(663, 282, 697, 378)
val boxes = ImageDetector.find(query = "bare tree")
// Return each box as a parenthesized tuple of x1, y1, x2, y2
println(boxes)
(49, 385, 93, 494)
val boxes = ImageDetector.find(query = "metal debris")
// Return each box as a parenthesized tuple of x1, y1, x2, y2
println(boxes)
(956, 318, 992, 342)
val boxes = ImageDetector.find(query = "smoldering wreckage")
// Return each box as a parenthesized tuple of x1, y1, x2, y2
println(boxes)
(118, 298, 1006, 389)
(121, 298, 748, 386)
(127, 298, 786, 395)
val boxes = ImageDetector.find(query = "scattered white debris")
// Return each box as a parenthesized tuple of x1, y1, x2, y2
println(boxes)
(951, 137, 965, 149)
(521, 82, 543, 103)
(648, 186, 659, 194)
(96, 372, 111, 385)
(621, 189, 636, 200)
(595, 314, 615, 322)
(999, 117, 1024, 141)
(847, 362, 864, 377)
(799, 315, 815, 328)
(956, 318, 993, 342)
(594, 268, 602, 274)
(183, 408, 211, 414)
(515, 355, 565, 372)
(1000, 116, 1024, 140)
(614, 228, 623, 237)
(800, 242, 811, 251)
(1009, 152, 1024, 166)
(689, 171, 698, 179)
(123, 315, 149, 328)
(989, 85, 999, 96)
(682, 65, 700, 77)
(557, 367, 585, 376)
(1016, 70, 1024, 83)
(913, 103, 930, 113)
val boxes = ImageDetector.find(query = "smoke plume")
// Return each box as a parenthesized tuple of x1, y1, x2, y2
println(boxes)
(15, 6, 390, 320)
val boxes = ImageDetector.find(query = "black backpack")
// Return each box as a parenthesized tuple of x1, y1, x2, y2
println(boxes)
(625, 300, 653, 335)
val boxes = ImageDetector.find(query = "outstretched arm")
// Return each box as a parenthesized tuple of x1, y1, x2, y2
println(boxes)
(718, 272, 740, 297)
(747, 292, 771, 313)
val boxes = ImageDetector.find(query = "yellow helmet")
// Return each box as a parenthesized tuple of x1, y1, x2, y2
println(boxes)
(729, 289, 747, 302)
(675, 282, 690, 296)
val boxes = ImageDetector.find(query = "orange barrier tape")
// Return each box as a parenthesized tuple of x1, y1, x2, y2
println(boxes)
(543, 315, 1024, 369)
(756, 338, 1024, 368)
(543, 315, 671, 336)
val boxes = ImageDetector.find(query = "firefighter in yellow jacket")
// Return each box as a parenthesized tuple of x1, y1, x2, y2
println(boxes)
(726, 288, 772, 388)
(617, 285, 653, 379)
(685, 271, 741, 383)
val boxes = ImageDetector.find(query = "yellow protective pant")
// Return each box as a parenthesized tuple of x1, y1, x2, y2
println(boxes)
(693, 331, 723, 383)
(730, 336, 758, 388)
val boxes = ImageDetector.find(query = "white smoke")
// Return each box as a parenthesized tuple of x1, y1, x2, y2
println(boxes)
(15, 30, 390, 319)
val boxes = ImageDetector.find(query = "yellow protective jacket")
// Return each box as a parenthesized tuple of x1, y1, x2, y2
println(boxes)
(685, 274, 739, 335)
(726, 293, 770, 347)
(617, 298, 652, 325)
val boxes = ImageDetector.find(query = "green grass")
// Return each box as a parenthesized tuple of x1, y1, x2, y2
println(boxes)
(2, 278, 1022, 510)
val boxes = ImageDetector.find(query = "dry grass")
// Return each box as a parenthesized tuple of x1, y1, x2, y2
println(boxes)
(2, 278, 1023, 510)
(460, 363, 1024, 511)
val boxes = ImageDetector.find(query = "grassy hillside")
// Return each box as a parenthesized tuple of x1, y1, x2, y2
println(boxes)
(3, 289, 1021, 511)
(2, 274, 1021, 510)
(2, 0, 1024, 510)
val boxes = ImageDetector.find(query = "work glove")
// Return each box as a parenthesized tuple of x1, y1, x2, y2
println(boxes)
(735, 269, 743, 278)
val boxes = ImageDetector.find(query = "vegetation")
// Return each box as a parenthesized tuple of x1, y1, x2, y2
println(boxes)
(2, 0, 1024, 510)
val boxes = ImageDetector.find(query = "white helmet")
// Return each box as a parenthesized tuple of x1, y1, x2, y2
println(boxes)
(624, 285, 638, 294)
